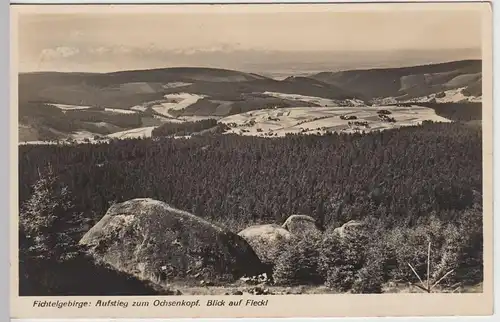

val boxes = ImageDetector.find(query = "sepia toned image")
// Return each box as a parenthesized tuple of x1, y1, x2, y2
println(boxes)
(10, 2, 493, 319)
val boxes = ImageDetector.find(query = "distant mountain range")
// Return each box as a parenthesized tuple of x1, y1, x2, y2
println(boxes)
(18, 59, 482, 142)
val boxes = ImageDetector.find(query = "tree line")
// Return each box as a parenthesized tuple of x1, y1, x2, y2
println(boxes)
(19, 121, 482, 233)
(151, 119, 220, 137)
(18, 120, 484, 293)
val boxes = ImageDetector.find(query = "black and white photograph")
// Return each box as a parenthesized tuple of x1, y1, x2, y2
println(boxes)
(11, 2, 493, 318)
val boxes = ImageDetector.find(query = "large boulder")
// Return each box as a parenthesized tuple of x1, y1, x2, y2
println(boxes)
(238, 224, 292, 267)
(332, 220, 365, 238)
(282, 214, 322, 236)
(80, 198, 264, 284)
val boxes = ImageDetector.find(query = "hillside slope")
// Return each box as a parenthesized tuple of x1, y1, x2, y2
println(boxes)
(18, 67, 363, 142)
(18, 61, 482, 142)
(19, 67, 358, 109)
(310, 60, 482, 101)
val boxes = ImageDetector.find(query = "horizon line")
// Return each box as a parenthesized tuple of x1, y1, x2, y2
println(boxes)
(18, 58, 482, 75)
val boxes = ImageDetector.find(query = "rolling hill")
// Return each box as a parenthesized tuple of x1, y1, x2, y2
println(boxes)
(18, 61, 482, 142)
(19, 67, 358, 109)
(309, 60, 482, 102)
(18, 66, 362, 142)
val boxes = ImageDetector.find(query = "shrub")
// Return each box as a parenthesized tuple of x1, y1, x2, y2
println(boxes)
(434, 207, 483, 286)
(383, 208, 483, 288)
(351, 266, 384, 294)
(383, 215, 444, 283)
(324, 265, 357, 292)
(273, 234, 323, 285)
(319, 226, 385, 293)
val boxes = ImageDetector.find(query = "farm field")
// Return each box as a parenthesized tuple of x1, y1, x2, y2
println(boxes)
(263, 91, 365, 107)
(17, 103, 454, 145)
(404, 87, 483, 104)
(51, 103, 141, 114)
(106, 126, 157, 139)
(150, 93, 206, 117)
(51, 103, 93, 110)
(220, 105, 452, 137)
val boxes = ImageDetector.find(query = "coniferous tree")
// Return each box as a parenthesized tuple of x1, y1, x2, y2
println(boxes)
(19, 165, 83, 263)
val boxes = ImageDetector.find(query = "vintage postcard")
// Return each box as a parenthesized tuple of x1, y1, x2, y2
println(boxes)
(10, 2, 493, 319)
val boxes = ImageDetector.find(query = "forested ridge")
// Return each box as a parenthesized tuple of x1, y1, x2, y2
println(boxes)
(151, 118, 228, 137)
(19, 121, 482, 232)
(413, 102, 482, 122)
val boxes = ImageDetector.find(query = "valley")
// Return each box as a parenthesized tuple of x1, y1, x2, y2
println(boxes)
(18, 59, 482, 144)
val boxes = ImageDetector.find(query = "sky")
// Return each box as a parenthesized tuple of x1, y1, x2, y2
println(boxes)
(16, 6, 485, 74)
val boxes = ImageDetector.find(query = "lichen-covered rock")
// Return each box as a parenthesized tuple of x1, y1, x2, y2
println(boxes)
(80, 198, 264, 284)
(332, 220, 365, 238)
(282, 215, 322, 236)
(238, 224, 292, 266)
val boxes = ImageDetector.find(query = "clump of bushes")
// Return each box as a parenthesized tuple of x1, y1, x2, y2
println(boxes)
(319, 227, 385, 293)
(272, 223, 385, 293)
(270, 209, 482, 294)
(382, 209, 483, 288)
(273, 234, 323, 286)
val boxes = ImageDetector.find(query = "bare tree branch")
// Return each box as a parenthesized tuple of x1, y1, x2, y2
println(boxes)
(409, 282, 429, 293)
(427, 242, 431, 290)
(431, 269, 455, 290)
(407, 262, 427, 291)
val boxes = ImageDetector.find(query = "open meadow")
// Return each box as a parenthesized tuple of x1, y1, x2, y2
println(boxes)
(220, 104, 452, 137)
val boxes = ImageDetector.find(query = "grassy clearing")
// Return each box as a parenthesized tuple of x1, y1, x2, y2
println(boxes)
(220, 105, 452, 137)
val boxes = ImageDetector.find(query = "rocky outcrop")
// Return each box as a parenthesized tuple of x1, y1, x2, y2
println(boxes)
(80, 198, 264, 284)
(332, 220, 365, 238)
(282, 215, 322, 236)
(238, 224, 292, 266)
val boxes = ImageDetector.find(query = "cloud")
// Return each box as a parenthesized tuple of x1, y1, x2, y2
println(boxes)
(169, 43, 249, 56)
(87, 45, 133, 55)
(83, 43, 245, 59)
(88, 46, 111, 55)
(113, 46, 132, 54)
(40, 46, 80, 60)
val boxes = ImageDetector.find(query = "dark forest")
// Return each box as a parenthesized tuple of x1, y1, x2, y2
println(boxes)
(19, 121, 482, 231)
